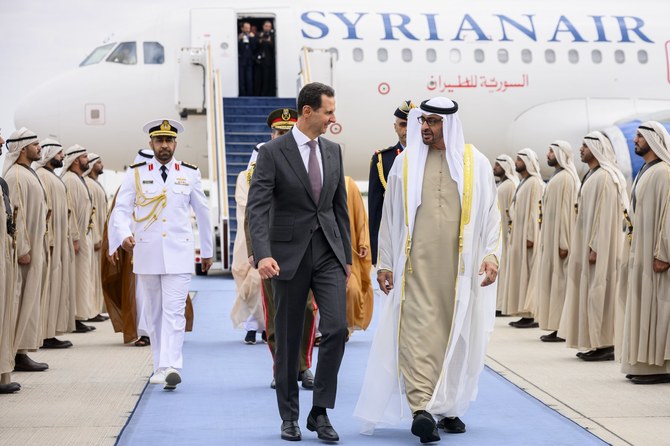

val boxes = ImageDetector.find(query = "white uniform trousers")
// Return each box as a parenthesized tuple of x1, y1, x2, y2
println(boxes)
(134, 282, 150, 338)
(137, 274, 190, 372)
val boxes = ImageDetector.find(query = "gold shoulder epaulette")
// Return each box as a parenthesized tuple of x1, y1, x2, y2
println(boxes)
(378, 146, 395, 153)
(181, 161, 198, 170)
(129, 161, 147, 169)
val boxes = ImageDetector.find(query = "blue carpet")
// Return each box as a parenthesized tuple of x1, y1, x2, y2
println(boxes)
(117, 275, 607, 446)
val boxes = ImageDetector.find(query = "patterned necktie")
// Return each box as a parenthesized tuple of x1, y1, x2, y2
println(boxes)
(160, 165, 168, 182)
(307, 140, 322, 204)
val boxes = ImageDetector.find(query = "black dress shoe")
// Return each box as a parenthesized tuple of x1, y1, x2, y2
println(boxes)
(41, 337, 73, 349)
(281, 420, 301, 441)
(299, 369, 314, 389)
(512, 317, 539, 328)
(307, 413, 339, 442)
(86, 314, 108, 322)
(261, 331, 267, 343)
(411, 411, 440, 444)
(540, 331, 565, 343)
(14, 353, 48, 372)
(0, 382, 21, 394)
(74, 320, 96, 333)
(495, 310, 503, 317)
(437, 416, 466, 433)
(631, 373, 670, 385)
(244, 330, 257, 345)
(580, 346, 614, 362)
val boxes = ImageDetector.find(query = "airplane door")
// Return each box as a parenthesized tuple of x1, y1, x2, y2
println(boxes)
(298, 47, 336, 90)
(190, 8, 238, 97)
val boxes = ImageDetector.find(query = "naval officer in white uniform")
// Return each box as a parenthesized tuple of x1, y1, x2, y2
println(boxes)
(109, 119, 213, 390)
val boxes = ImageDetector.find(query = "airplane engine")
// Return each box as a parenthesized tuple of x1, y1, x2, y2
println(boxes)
(506, 98, 670, 180)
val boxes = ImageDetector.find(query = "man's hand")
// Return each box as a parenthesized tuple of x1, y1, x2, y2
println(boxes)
(258, 257, 280, 279)
(479, 261, 498, 287)
(526, 240, 534, 249)
(122, 236, 136, 253)
(18, 253, 31, 265)
(377, 270, 394, 295)
(94, 241, 102, 252)
(358, 247, 368, 259)
(201, 257, 213, 273)
(248, 255, 255, 267)
(73, 240, 80, 254)
(559, 248, 568, 259)
(345, 264, 352, 283)
(108, 250, 120, 266)
(653, 258, 670, 273)
(589, 249, 597, 265)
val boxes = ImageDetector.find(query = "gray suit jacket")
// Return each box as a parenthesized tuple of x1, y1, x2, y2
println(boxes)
(247, 131, 352, 281)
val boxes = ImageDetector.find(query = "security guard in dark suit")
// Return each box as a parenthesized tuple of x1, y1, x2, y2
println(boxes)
(367, 100, 415, 265)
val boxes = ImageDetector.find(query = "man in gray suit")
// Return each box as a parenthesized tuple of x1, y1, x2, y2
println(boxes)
(248, 82, 351, 442)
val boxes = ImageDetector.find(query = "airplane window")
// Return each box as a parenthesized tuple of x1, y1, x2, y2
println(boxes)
(144, 42, 164, 64)
(377, 48, 388, 62)
(497, 49, 509, 64)
(106, 42, 137, 65)
(426, 49, 437, 63)
(474, 49, 485, 63)
(521, 49, 532, 64)
(80, 43, 116, 66)
(591, 50, 603, 64)
(402, 49, 413, 63)
(353, 48, 364, 62)
(545, 49, 556, 64)
(637, 50, 648, 64)
(328, 48, 339, 62)
(615, 49, 625, 64)
(450, 49, 461, 64)
(568, 49, 579, 64)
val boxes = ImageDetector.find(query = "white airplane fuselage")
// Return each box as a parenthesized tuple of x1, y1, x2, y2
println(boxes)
(14, 0, 670, 182)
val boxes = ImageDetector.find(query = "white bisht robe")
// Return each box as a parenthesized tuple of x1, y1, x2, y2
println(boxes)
(354, 143, 500, 431)
(230, 170, 264, 330)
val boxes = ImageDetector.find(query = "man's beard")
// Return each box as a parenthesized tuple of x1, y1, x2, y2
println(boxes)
(49, 158, 63, 168)
(635, 144, 651, 157)
(547, 158, 558, 167)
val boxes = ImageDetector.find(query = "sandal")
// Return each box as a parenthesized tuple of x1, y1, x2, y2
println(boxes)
(134, 336, 150, 347)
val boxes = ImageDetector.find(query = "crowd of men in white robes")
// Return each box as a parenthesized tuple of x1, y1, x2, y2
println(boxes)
(495, 122, 670, 384)
(0, 128, 109, 394)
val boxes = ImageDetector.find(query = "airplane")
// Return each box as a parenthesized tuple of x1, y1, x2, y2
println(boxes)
(13, 0, 670, 268)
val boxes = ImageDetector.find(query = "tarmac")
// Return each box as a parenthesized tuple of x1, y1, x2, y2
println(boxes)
(1, 272, 669, 446)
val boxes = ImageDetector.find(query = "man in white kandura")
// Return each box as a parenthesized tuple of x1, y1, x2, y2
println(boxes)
(621, 121, 670, 384)
(354, 97, 500, 443)
(109, 119, 212, 390)
(492, 154, 519, 316)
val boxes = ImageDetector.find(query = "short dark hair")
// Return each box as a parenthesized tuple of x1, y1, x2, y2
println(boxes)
(297, 82, 335, 116)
